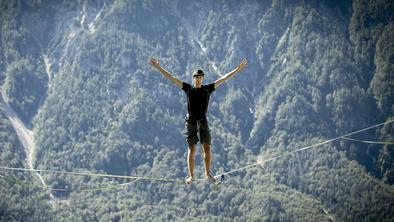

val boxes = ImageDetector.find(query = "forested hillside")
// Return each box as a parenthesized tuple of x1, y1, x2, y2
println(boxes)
(1, 0, 393, 221)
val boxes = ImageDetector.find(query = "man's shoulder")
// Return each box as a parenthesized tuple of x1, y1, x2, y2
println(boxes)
(202, 83, 215, 87)
(202, 83, 215, 92)
(182, 82, 192, 91)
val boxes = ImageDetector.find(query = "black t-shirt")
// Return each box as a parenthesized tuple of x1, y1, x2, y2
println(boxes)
(182, 82, 215, 120)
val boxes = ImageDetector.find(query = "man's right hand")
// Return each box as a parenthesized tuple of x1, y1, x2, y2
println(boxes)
(148, 57, 183, 88)
(149, 58, 160, 69)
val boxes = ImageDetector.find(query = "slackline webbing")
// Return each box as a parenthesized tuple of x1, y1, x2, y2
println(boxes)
(0, 119, 392, 191)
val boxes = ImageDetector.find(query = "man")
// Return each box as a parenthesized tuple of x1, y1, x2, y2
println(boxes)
(149, 58, 247, 184)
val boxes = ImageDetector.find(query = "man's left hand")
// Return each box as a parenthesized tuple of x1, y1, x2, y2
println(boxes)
(237, 58, 248, 71)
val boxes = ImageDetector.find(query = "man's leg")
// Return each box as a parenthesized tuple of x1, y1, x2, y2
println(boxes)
(185, 119, 198, 184)
(199, 120, 215, 182)
(202, 143, 215, 181)
(185, 144, 196, 184)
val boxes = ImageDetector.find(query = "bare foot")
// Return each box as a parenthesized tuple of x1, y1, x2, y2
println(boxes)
(205, 174, 216, 183)
(185, 176, 194, 185)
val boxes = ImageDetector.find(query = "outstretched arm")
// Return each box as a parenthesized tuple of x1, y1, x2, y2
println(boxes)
(214, 58, 248, 89)
(149, 58, 183, 88)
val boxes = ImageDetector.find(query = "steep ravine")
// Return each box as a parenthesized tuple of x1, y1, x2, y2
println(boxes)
(0, 89, 55, 201)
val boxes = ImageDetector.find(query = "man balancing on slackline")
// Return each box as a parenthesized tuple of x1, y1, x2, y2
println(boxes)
(149, 58, 248, 184)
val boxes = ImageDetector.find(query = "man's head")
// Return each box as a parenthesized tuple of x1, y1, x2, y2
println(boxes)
(193, 69, 204, 88)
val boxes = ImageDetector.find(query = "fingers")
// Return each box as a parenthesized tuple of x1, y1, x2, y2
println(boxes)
(149, 58, 159, 67)
(242, 58, 248, 66)
(239, 58, 248, 70)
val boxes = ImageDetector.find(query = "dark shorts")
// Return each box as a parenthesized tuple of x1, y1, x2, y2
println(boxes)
(184, 118, 211, 146)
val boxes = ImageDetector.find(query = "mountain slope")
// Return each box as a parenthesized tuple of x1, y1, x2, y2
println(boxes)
(0, 0, 393, 221)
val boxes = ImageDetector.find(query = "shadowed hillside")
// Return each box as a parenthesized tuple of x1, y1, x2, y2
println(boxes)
(1, 0, 393, 221)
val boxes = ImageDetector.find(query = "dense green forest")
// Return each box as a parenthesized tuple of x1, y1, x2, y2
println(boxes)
(0, 0, 393, 221)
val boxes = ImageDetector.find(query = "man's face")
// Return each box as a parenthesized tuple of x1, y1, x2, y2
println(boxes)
(193, 75, 204, 87)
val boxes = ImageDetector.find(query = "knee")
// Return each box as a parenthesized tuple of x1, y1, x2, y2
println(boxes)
(188, 146, 196, 154)
(202, 144, 211, 156)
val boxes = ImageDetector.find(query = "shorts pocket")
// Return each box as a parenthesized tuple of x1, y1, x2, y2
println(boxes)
(199, 120, 210, 131)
